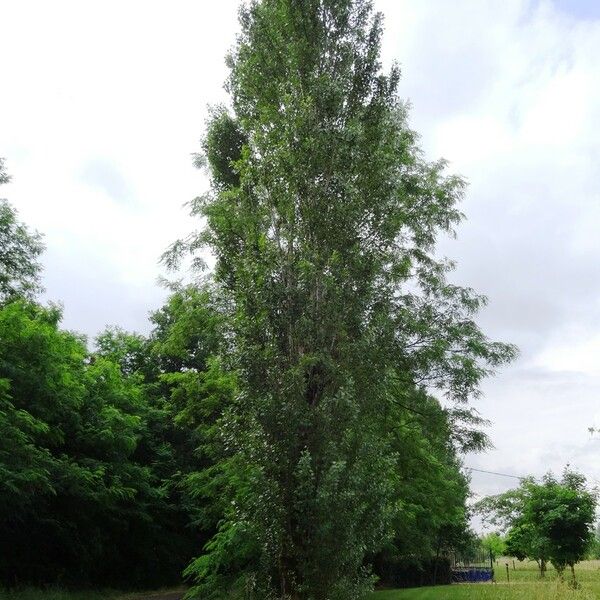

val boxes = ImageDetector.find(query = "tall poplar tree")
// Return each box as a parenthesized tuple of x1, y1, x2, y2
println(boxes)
(177, 1, 516, 598)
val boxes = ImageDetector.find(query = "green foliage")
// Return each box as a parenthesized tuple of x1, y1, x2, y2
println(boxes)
(585, 526, 600, 560)
(0, 1, 516, 593)
(0, 300, 161, 585)
(375, 390, 473, 574)
(149, 284, 225, 373)
(202, 108, 247, 191)
(505, 523, 538, 562)
(0, 289, 231, 588)
(0, 158, 10, 185)
(0, 160, 44, 302)
(170, 1, 514, 598)
(477, 469, 597, 581)
(538, 471, 596, 579)
(481, 533, 506, 561)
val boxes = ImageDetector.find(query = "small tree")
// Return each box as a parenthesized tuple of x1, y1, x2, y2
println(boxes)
(477, 469, 597, 583)
(504, 521, 550, 575)
(537, 471, 596, 585)
(481, 532, 506, 562)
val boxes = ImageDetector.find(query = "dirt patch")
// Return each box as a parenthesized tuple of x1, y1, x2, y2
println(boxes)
(118, 591, 185, 600)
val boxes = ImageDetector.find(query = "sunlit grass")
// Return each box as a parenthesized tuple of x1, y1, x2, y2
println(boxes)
(370, 560, 600, 600)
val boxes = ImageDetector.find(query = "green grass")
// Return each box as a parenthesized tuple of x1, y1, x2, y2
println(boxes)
(370, 560, 600, 600)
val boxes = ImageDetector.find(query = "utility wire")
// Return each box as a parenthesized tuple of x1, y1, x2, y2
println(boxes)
(463, 466, 525, 480)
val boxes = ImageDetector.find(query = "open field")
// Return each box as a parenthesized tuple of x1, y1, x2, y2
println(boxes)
(371, 560, 600, 600)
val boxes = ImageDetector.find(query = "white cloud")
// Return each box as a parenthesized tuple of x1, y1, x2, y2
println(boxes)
(536, 331, 600, 375)
(377, 0, 600, 500)
(0, 0, 239, 335)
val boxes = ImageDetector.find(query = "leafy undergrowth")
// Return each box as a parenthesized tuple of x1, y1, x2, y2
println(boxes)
(372, 583, 597, 600)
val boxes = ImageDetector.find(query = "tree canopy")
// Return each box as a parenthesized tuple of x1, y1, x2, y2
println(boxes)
(0, 282, 233, 588)
(477, 469, 597, 583)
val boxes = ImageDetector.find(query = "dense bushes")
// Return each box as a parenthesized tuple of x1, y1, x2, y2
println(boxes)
(374, 556, 452, 589)
(0, 299, 193, 587)
(0, 168, 235, 587)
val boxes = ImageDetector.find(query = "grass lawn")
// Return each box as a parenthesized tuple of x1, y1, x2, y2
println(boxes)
(371, 560, 600, 600)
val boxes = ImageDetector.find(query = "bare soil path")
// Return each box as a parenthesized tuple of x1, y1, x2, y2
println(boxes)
(138, 595, 183, 600)
(117, 590, 185, 600)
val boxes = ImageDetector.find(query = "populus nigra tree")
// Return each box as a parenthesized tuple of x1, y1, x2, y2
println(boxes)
(171, 1, 516, 598)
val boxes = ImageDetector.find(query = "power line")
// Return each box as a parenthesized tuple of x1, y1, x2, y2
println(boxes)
(465, 465, 600, 494)
(464, 466, 525, 480)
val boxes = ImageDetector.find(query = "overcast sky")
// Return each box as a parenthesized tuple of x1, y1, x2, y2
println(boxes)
(2, 0, 600, 509)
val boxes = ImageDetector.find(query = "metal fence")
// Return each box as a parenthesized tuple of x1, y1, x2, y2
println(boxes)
(450, 549, 494, 583)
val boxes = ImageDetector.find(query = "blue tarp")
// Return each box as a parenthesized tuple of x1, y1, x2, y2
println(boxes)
(451, 567, 493, 583)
